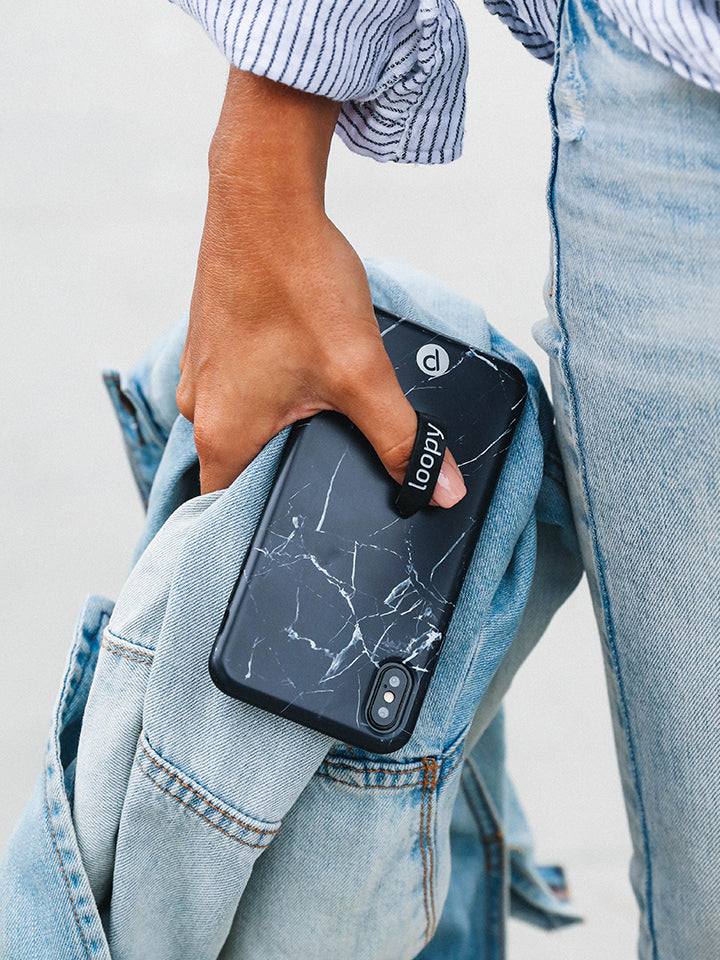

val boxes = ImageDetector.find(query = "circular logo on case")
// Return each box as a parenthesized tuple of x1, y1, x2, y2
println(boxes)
(416, 344, 450, 378)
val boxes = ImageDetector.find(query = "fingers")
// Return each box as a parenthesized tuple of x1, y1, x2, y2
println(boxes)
(333, 347, 467, 510)
(193, 407, 290, 494)
(193, 420, 269, 494)
(179, 351, 467, 507)
(176, 376, 277, 494)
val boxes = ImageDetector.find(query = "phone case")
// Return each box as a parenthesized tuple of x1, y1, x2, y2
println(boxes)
(209, 308, 527, 753)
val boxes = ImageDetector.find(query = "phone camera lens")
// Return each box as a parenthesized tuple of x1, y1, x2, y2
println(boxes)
(366, 663, 412, 731)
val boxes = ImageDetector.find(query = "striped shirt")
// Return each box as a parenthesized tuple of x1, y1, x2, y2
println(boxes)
(170, 0, 720, 163)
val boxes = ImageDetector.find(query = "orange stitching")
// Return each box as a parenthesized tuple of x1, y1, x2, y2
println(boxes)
(139, 742, 280, 835)
(318, 745, 464, 790)
(102, 638, 152, 655)
(136, 762, 271, 848)
(436, 750, 464, 783)
(102, 634, 151, 652)
(315, 771, 418, 790)
(426, 758, 438, 936)
(44, 771, 91, 959)
(103, 628, 154, 652)
(103, 627, 148, 649)
(101, 641, 153, 666)
(319, 748, 462, 946)
(419, 760, 431, 944)
(323, 742, 463, 779)
(322, 759, 426, 775)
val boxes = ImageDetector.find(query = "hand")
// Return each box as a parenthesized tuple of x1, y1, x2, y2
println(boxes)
(176, 69, 467, 510)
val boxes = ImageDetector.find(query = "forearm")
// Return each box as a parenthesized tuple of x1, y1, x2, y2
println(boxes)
(208, 68, 341, 210)
(191, 69, 343, 323)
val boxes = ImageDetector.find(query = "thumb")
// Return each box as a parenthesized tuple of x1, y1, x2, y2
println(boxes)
(338, 353, 466, 510)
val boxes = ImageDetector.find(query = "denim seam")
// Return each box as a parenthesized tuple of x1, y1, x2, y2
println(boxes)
(102, 627, 154, 658)
(102, 372, 151, 505)
(43, 772, 91, 960)
(420, 757, 439, 943)
(100, 642, 153, 667)
(436, 750, 465, 784)
(427, 758, 438, 938)
(315, 771, 419, 790)
(317, 743, 464, 788)
(323, 759, 426, 775)
(138, 738, 280, 837)
(43, 607, 112, 960)
(462, 758, 505, 959)
(314, 756, 463, 791)
(547, 5, 657, 954)
(105, 371, 169, 451)
(543, 454, 568, 487)
(134, 762, 272, 849)
(419, 759, 432, 943)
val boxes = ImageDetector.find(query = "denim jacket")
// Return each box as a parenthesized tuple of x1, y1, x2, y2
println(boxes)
(0, 259, 582, 960)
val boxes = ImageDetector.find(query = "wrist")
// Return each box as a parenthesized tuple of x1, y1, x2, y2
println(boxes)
(208, 68, 341, 214)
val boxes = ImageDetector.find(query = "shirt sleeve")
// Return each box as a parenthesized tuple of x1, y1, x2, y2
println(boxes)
(169, 0, 468, 164)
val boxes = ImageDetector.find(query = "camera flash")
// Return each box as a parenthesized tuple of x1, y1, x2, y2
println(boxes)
(383, 691, 395, 703)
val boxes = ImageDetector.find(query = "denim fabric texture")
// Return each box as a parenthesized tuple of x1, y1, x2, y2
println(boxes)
(538, 0, 720, 954)
(0, 259, 582, 959)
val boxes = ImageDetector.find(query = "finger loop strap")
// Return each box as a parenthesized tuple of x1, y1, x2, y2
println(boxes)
(394, 411, 447, 519)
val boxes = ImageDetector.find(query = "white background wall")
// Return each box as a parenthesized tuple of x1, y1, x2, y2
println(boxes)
(1, 0, 636, 954)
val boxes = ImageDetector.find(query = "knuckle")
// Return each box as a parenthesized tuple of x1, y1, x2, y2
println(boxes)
(191, 416, 226, 465)
(325, 344, 386, 401)
(379, 432, 416, 472)
(175, 380, 194, 422)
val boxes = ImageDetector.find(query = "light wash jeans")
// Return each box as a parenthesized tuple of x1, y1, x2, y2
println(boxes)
(535, 0, 720, 954)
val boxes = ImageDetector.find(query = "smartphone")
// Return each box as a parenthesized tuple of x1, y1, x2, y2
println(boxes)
(209, 308, 527, 753)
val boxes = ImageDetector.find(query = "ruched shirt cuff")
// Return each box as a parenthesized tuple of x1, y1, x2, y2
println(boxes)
(169, 0, 468, 164)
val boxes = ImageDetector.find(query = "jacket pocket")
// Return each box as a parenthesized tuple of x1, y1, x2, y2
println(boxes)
(218, 739, 466, 960)
(105, 730, 281, 960)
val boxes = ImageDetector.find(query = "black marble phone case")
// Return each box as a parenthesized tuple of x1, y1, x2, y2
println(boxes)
(209, 308, 527, 752)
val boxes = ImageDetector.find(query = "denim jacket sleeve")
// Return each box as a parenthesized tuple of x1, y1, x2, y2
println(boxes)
(0, 258, 581, 960)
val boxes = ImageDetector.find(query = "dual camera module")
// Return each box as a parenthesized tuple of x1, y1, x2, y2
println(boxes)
(366, 663, 413, 731)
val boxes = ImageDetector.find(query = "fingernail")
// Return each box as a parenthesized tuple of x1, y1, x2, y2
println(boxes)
(432, 460, 466, 508)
